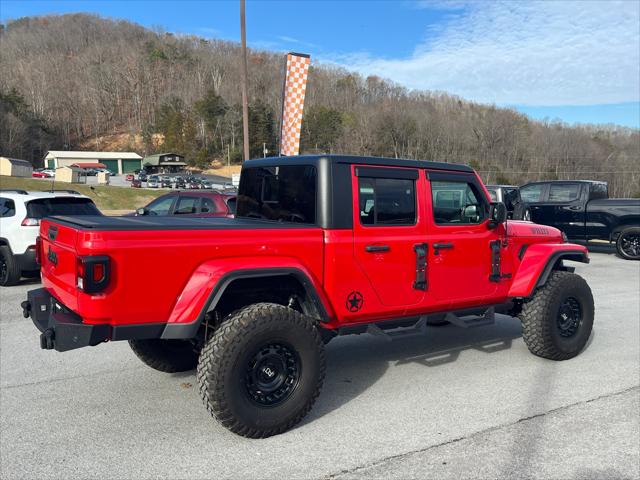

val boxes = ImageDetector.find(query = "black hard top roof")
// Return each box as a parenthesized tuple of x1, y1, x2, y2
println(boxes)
(244, 154, 474, 173)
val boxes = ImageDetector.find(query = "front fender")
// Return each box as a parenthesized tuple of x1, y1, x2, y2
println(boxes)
(508, 243, 589, 298)
(162, 256, 333, 338)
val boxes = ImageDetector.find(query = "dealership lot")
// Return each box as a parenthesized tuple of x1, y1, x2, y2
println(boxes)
(1, 251, 638, 479)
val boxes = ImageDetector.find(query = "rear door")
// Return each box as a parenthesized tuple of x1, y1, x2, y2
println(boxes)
(352, 165, 425, 307)
(426, 172, 503, 307)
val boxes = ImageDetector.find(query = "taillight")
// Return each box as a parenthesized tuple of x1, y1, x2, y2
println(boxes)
(76, 256, 110, 294)
(21, 218, 40, 226)
(35, 236, 42, 265)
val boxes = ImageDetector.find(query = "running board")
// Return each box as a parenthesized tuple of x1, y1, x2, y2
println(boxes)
(366, 317, 428, 341)
(445, 307, 495, 328)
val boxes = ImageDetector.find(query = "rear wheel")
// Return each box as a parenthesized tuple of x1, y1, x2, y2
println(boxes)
(129, 339, 199, 373)
(616, 227, 640, 260)
(197, 303, 325, 438)
(519, 271, 594, 360)
(0, 246, 21, 287)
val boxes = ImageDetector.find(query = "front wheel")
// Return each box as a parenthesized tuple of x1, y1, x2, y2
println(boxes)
(519, 271, 594, 360)
(197, 303, 325, 438)
(616, 227, 640, 260)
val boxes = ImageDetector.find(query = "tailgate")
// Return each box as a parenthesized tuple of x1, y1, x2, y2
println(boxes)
(40, 219, 79, 311)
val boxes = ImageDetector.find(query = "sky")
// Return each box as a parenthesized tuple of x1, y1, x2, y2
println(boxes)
(1, 0, 639, 128)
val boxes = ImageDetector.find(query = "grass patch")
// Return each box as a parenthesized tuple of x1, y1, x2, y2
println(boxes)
(0, 176, 164, 211)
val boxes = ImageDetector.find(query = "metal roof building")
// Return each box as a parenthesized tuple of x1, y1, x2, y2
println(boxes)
(142, 153, 187, 173)
(44, 151, 142, 175)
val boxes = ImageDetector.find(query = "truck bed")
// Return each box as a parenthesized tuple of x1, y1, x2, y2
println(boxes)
(39, 215, 324, 326)
(48, 215, 315, 230)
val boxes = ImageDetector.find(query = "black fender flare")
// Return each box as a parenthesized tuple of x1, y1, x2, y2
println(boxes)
(534, 250, 589, 292)
(161, 267, 330, 340)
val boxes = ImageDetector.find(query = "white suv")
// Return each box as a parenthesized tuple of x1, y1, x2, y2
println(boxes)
(0, 190, 101, 286)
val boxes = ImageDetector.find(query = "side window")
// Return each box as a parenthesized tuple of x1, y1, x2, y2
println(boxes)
(520, 184, 545, 203)
(548, 184, 580, 202)
(200, 197, 217, 213)
(145, 195, 175, 215)
(175, 196, 199, 215)
(589, 183, 608, 200)
(358, 177, 416, 226)
(0, 198, 16, 218)
(431, 181, 486, 225)
(487, 189, 498, 202)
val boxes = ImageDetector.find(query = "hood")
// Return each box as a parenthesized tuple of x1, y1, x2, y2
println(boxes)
(507, 221, 564, 243)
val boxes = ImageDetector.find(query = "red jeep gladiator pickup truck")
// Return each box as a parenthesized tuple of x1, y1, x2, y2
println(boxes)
(24, 155, 594, 438)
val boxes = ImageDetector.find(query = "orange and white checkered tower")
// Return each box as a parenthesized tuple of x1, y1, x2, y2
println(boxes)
(279, 52, 311, 156)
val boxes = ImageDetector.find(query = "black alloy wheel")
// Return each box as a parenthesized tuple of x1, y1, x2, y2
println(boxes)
(617, 229, 640, 260)
(245, 342, 301, 407)
(556, 297, 582, 338)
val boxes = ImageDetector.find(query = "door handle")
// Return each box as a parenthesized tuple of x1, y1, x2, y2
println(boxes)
(568, 206, 582, 211)
(433, 242, 454, 250)
(365, 244, 390, 253)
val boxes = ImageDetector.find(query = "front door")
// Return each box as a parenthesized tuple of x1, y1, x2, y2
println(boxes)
(543, 183, 585, 238)
(352, 165, 425, 307)
(425, 171, 503, 308)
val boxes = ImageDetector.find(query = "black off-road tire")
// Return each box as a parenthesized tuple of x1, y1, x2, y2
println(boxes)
(196, 303, 325, 438)
(519, 271, 594, 360)
(129, 339, 199, 373)
(0, 246, 21, 287)
(616, 227, 640, 260)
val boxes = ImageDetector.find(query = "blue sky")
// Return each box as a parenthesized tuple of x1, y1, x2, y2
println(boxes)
(1, 0, 639, 128)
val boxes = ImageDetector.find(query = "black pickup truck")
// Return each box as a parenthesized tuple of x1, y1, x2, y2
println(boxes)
(520, 180, 640, 260)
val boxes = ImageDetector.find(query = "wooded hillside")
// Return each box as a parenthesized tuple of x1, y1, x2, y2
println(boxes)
(1, 14, 638, 196)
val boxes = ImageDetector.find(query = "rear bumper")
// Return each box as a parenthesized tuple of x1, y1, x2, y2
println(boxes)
(23, 288, 167, 352)
(24, 288, 109, 352)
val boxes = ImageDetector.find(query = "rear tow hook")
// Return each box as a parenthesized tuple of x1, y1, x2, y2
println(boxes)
(21, 301, 31, 319)
(40, 329, 55, 350)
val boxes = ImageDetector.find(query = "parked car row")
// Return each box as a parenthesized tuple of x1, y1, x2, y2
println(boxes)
(129, 172, 234, 191)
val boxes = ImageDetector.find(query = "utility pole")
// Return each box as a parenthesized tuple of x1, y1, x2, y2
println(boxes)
(240, 0, 250, 162)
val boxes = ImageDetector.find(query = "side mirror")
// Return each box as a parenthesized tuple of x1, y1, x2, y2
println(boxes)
(488, 202, 507, 228)
(136, 208, 147, 216)
(463, 205, 478, 218)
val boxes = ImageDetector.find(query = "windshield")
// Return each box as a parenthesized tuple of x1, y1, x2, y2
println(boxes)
(26, 198, 100, 218)
(236, 165, 316, 224)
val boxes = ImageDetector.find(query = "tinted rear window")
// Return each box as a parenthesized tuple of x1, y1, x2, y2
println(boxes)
(26, 198, 100, 218)
(236, 166, 316, 224)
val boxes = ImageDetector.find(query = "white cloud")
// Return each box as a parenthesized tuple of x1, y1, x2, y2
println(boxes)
(334, 1, 640, 106)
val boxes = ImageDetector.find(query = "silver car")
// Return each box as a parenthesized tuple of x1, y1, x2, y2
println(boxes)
(147, 175, 160, 188)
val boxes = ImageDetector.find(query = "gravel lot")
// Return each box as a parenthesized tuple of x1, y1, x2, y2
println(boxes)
(1, 251, 638, 479)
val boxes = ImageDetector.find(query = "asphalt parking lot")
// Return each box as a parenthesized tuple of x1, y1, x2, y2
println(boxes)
(1, 251, 638, 479)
